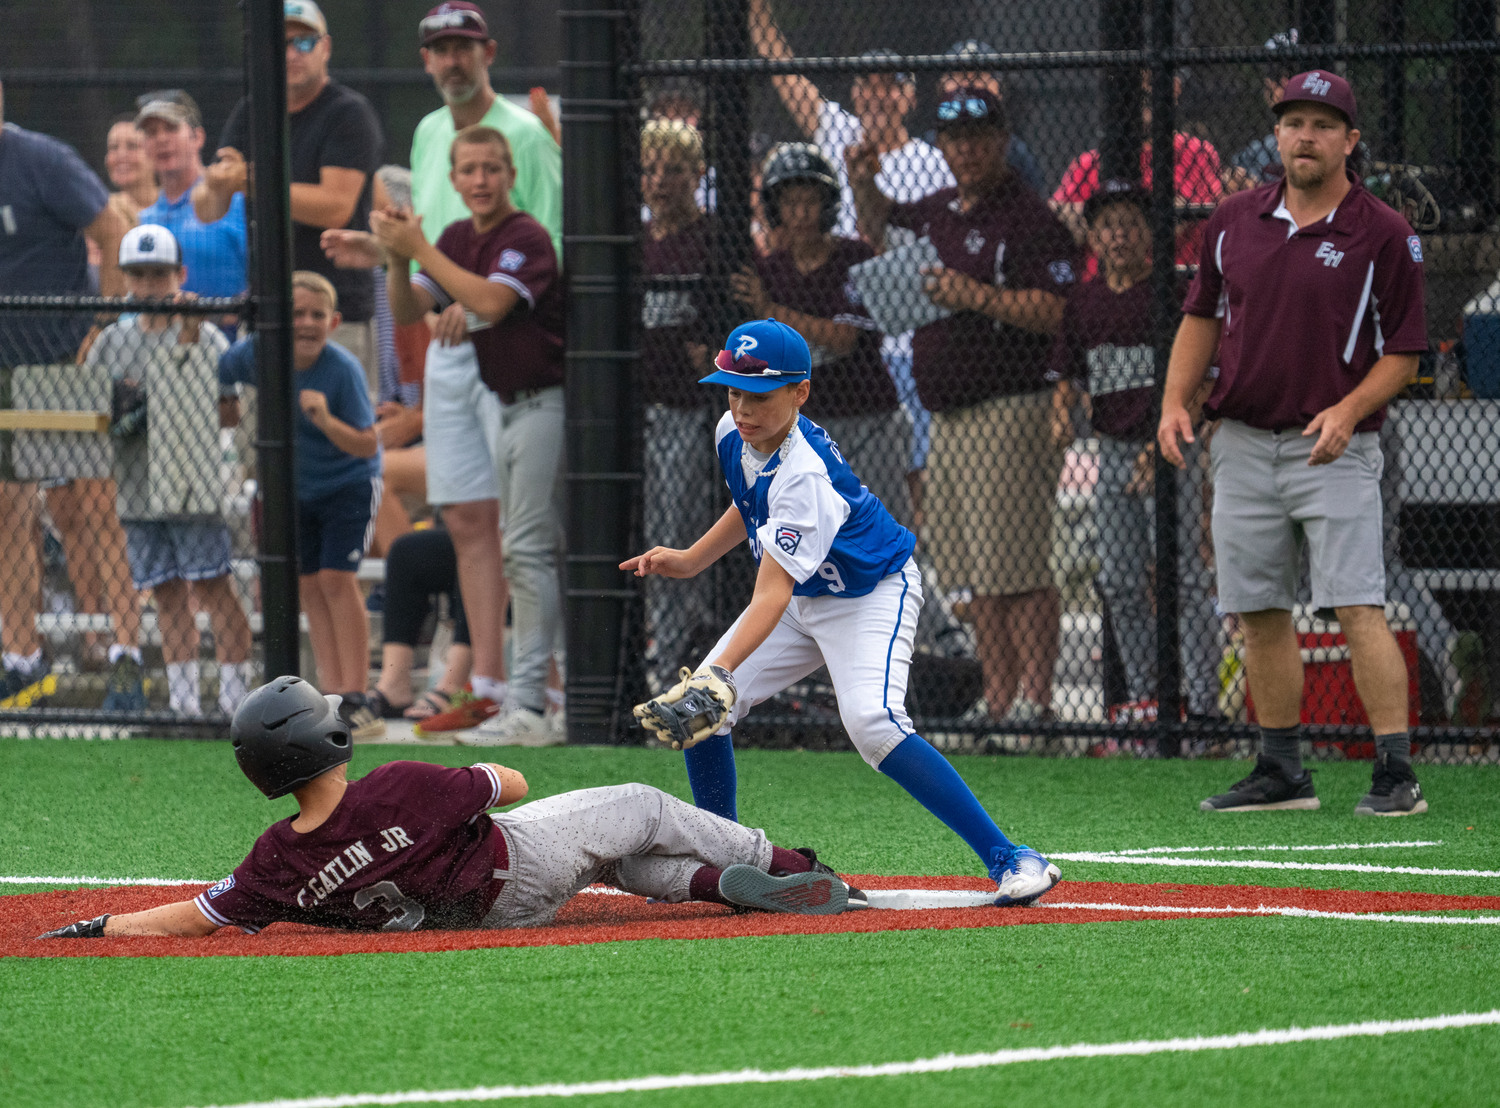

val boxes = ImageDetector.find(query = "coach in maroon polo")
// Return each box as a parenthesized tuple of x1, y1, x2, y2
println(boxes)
(1159, 70, 1429, 816)
(849, 87, 1080, 725)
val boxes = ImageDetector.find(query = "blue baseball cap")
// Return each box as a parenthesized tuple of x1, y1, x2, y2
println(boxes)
(699, 319, 812, 392)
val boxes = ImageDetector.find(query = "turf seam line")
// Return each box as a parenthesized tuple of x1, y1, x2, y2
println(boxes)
(163, 1009, 1500, 1107)
(1048, 854, 1500, 878)
(1042, 901, 1500, 924)
(1100, 840, 1442, 856)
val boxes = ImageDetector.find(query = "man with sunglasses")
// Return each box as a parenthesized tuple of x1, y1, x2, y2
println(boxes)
(850, 87, 1081, 730)
(196, 1, 384, 390)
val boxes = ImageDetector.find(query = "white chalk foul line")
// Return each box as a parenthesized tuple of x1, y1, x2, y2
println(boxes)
(1100, 840, 1443, 856)
(1047, 853, 1500, 878)
(169, 1009, 1500, 1108)
(1043, 901, 1500, 925)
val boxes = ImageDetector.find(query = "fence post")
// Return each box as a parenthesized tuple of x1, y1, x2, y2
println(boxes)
(562, 2, 637, 743)
(1150, 0, 1181, 755)
(246, 0, 299, 681)
(705, 0, 753, 314)
(1099, 0, 1145, 183)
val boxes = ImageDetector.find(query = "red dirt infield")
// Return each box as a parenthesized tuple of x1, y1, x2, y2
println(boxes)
(8, 878, 1499, 959)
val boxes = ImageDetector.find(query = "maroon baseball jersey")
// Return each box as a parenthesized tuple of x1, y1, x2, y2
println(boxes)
(642, 215, 716, 409)
(889, 175, 1081, 412)
(1182, 172, 1428, 432)
(755, 237, 897, 419)
(415, 211, 564, 401)
(193, 761, 507, 933)
(1047, 275, 1189, 441)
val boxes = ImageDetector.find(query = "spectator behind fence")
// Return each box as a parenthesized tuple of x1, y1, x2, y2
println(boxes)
(0, 81, 129, 706)
(1160, 71, 1430, 816)
(1225, 29, 1301, 191)
(321, 1, 566, 734)
(377, 125, 565, 747)
(1047, 180, 1221, 722)
(366, 165, 429, 560)
(851, 88, 1081, 724)
(640, 119, 718, 694)
(748, 0, 953, 492)
(731, 143, 913, 529)
(364, 523, 473, 722)
(89, 225, 251, 716)
(221, 272, 380, 734)
(642, 91, 716, 217)
(412, 3, 561, 259)
(196, 1, 385, 391)
(72, 114, 158, 697)
(88, 114, 158, 281)
(923, 40, 1046, 193)
(136, 91, 248, 300)
(1051, 70, 1223, 270)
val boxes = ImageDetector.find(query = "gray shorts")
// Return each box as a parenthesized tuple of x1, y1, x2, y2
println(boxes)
(1210, 418, 1386, 614)
(481, 782, 771, 929)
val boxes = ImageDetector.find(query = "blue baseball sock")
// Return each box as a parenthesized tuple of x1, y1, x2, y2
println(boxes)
(684, 731, 738, 822)
(879, 735, 1016, 871)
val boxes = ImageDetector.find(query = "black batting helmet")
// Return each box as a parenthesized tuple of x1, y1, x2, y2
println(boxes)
(760, 142, 840, 233)
(231, 676, 353, 799)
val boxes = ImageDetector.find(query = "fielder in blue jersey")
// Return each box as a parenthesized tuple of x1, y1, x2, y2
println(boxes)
(623, 318, 1060, 905)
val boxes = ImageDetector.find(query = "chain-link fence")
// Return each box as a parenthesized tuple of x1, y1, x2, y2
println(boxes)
(620, 0, 1500, 763)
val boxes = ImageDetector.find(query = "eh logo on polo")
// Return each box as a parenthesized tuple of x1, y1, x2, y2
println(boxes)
(733, 333, 759, 359)
(775, 526, 802, 555)
(1302, 72, 1332, 97)
(1315, 242, 1345, 268)
(964, 228, 986, 255)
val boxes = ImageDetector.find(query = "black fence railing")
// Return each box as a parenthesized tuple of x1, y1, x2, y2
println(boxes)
(599, 0, 1500, 763)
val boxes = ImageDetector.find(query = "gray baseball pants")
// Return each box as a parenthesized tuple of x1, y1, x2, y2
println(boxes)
(481, 782, 773, 928)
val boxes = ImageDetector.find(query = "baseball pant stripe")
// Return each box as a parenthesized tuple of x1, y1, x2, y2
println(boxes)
(882, 561, 915, 738)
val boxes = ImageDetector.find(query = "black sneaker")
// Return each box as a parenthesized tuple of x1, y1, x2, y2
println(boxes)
(337, 692, 386, 741)
(794, 847, 868, 910)
(1355, 754, 1428, 816)
(1200, 754, 1319, 811)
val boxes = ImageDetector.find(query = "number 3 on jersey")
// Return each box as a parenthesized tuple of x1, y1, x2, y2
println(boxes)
(816, 561, 846, 593)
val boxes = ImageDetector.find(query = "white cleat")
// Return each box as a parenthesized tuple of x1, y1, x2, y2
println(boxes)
(456, 707, 565, 747)
(991, 847, 1061, 906)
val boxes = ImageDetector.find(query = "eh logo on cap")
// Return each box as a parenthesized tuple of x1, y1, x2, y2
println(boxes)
(1302, 72, 1332, 97)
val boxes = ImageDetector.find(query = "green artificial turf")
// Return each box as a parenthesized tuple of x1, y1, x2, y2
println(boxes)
(3, 739, 1499, 1107)
(1, 740, 1496, 892)
(3, 919, 1499, 1108)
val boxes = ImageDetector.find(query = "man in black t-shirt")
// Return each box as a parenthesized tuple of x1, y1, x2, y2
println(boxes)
(193, 0, 384, 389)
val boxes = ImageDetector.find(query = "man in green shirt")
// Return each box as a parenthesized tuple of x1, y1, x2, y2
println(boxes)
(411, 2, 561, 258)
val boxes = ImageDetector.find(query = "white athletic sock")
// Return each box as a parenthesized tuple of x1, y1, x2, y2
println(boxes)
(107, 644, 143, 666)
(167, 661, 202, 715)
(471, 675, 508, 705)
(219, 662, 249, 715)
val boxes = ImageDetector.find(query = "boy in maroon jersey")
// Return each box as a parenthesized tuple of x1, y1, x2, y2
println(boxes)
(38, 676, 861, 939)
(1048, 181, 1221, 724)
(731, 142, 912, 528)
(376, 124, 566, 745)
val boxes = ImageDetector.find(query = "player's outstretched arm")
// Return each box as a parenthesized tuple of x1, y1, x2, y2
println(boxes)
(621, 507, 747, 579)
(39, 899, 221, 939)
(1158, 313, 1221, 468)
(711, 553, 796, 673)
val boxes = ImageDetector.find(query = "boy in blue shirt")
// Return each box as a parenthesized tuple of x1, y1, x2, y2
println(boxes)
(624, 319, 1060, 905)
(221, 272, 380, 732)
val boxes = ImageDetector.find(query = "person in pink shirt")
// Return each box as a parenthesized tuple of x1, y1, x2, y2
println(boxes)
(1051, 71, 1223, 270)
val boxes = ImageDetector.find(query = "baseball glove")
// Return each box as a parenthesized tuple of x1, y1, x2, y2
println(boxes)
(38, 913, 110, 939)
(634, 665, 737, 750)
